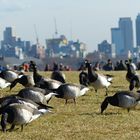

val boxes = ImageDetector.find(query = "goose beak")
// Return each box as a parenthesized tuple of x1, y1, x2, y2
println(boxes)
(54, 93, 59, 96)
(46, 105, 54, 109)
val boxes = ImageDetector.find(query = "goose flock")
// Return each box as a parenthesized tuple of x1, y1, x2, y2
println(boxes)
(0, 61, 89, 132)
(0, 59, 140, 132)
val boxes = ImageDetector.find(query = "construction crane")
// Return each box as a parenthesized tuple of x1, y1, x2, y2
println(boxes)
(33, 24, 40, 58)
(54, 17, 58, 37)
(34, 24, 39, 47)
(33, 24, 45, 59)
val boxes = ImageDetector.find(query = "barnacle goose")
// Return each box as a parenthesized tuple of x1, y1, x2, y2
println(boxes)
(29, 61, 62, 90)
(17, 87, 57, 104)
(101, 90, 140, 114)
(53, 83, 89, 104)
(79, 70, 89, 86)
(0, 95, 53, 113)
(51, 71, 66, 83)
(10, 74, 35, 90)
(125, 60, 140, 91)
(125, 60, 137, 82)
(85, 60, 112, 96)
(0, 103, 52, 132)
(0, 70, 19, 83)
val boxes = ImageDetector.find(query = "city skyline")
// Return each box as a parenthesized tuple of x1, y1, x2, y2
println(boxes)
(0, 0, 140, 52)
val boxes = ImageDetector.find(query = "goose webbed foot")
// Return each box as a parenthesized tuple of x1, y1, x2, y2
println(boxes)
(105, 93, 108, 96)
(47, 97, 52, 104)
(73, 98, 76, 105)
(105, 88, 108, 96)
(21, 125, 24, 132)
(9, 124, 15, 132)
(65, 99, 68, 104)
(127, 108, 130, 113)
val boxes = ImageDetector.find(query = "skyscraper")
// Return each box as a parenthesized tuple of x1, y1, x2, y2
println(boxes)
(111, 17, 134, 56)
(111, 28, 124, 55)
(119, 17, 134, 53)
(3, 27, 16, 46)
(136, 14, 140, 46)
(4, 27, 12, 45)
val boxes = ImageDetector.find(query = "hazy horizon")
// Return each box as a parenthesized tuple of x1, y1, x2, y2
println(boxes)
(0, 0, 140, 52)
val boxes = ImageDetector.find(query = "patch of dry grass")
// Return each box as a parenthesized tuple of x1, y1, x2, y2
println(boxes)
(0, 71, 140, 140)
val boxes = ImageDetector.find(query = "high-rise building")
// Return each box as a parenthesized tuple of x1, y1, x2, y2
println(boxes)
(119, 17, 134, 53)
(136, 14, 140, 46)
(111, 17, 134, 56)
(1, 27, 32, 58)
(3, 27, 14, 46)
(111, 28, 124, 55)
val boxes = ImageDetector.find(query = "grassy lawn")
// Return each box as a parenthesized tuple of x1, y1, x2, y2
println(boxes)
(0, 71, 140, 140)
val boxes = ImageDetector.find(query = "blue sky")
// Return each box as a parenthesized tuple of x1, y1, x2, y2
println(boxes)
(0, 0, 140, 52)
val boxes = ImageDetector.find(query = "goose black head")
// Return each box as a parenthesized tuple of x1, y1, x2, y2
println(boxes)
(29, 61, 37, 71)
(101, 97, 109, 114)
(125, 60, 128, 64)
(84, 59, 92, 68)
(137, 90, 140, 94)
(125, 60, 136, 75)
(10, 79, 19, 90)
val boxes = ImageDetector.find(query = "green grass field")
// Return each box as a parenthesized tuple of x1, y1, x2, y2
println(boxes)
(0, 71, 140, 140)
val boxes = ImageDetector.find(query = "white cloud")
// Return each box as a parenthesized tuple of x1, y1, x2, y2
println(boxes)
(0, 0, 30, 12)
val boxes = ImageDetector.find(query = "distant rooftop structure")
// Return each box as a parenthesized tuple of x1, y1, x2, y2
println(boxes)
(98, 40, 116, 58)
(45, 35, 87, 58)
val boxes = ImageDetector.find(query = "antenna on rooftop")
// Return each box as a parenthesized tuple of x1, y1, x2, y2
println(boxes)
(70, 22, 73, 41)
(54, 17, 58, 37)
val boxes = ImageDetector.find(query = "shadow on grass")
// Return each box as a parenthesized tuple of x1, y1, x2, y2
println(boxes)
(79, 111, 121, 117)
(0, 127, 20, 132)
(102, 112, 122, 115)
(111, 85, 125, 88)
(79, 112, 99, 118)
